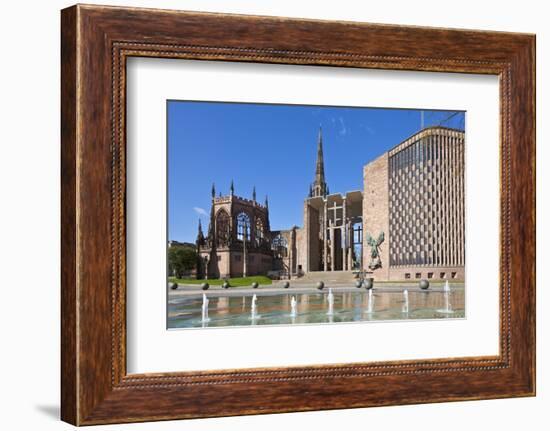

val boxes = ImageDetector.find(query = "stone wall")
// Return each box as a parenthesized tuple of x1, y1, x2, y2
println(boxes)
(388, 266, 464, 281)
(201, 249, 230, 279)
(230, 251, 272, 277)
(200, 249, 272, 279)
(362, 153, 390, 280)
(295, 226, 307, 275)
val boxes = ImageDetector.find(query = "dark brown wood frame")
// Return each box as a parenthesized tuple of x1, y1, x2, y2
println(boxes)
(61, 4, 536, 426)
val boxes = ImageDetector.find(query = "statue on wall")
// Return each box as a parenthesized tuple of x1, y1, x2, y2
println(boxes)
(365, 232, 385, 270)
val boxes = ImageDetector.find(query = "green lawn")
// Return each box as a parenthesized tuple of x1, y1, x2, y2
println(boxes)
(168, 275, 272, 287)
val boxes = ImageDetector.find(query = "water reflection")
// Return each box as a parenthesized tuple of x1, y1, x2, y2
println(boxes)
(168, 287, 465, 329)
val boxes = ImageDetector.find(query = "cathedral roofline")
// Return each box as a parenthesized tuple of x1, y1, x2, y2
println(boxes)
(212, 194, 268, 209)
(389, 126, 465, 156)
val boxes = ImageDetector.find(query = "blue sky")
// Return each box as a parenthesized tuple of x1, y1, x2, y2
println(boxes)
(168, 101, 464, 243)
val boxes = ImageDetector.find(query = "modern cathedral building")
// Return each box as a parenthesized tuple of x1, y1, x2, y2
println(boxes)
(196, 126, 465, 282)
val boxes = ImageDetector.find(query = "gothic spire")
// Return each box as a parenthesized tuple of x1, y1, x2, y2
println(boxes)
(197, 218, 203, 235)
(316, 126, 325, 181)
(196, 218, 205, 245)
(264, 195, 271, 232)
(207, 199, 215, 241)
(211, 182, 216, 199)
(230, 179, 234, 196)
(311, 126, 328, 197)
(252, 186, 256, 202)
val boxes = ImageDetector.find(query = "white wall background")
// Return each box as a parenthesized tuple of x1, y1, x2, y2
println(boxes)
(0, 0, 546, 429)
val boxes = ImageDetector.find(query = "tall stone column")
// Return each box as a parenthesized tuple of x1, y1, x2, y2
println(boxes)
(330, 223, 335, 272)
(342, 197, 347, 271)
(291, 227, 296, 278)
(323, 200, 328, 271)
(341, 227, 345, 271)
(347, 221, 353, 271)
(243, 229, 247, 277)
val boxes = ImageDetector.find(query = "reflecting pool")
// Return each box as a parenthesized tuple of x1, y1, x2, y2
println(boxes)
(167, 287, 465, 329)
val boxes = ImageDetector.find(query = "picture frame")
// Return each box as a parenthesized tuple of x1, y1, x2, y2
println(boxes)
(61, 4, 535, 425)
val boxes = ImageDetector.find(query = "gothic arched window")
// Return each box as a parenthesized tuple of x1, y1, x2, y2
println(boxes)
(255, 217, 264, 246)
(215, 209, 230, 246)
(236, 212, 250, 242)
(272, 233, 288, 258)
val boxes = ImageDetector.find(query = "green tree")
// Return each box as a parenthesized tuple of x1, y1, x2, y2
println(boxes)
(168, 246, 197, 278)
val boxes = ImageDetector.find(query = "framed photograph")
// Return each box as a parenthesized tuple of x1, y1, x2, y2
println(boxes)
(165, 102, 466, 331)
(61, 4, 535, 425)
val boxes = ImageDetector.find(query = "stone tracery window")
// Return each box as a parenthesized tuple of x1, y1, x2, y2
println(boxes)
(215, 209, 230, 246)
(272, 233, 288, 258)
(236, 212, 250, 241)
(255, 217, 264, 246)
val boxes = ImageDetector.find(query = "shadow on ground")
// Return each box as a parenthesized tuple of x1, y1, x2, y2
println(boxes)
(35, 404, 59, 420)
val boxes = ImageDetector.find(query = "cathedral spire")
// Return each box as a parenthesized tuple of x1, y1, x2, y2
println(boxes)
(311, 126, 328, 197)
(316, 126, 325, 181)
(196, 218, 205, 245)
(207, 198, 215, 241)
(230, 179, 234, 196)
(197, 218, 203, 235)
(252, 186, 256, 202)
(211, 182, 216, 199)
(264, 194, 271, 231)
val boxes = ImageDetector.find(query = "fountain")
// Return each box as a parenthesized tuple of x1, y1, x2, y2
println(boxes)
(250, 293, 259, 320)
(327, 288, 334, 316)
(201, 293, 210, 323)
(168, 279, 464, 328)
(290, 296, 298, 317)
(438, 285, 454, 314)
(444, 290, 453, 313)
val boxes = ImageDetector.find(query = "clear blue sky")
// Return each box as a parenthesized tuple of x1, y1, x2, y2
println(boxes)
(168, 101, 464, 243)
